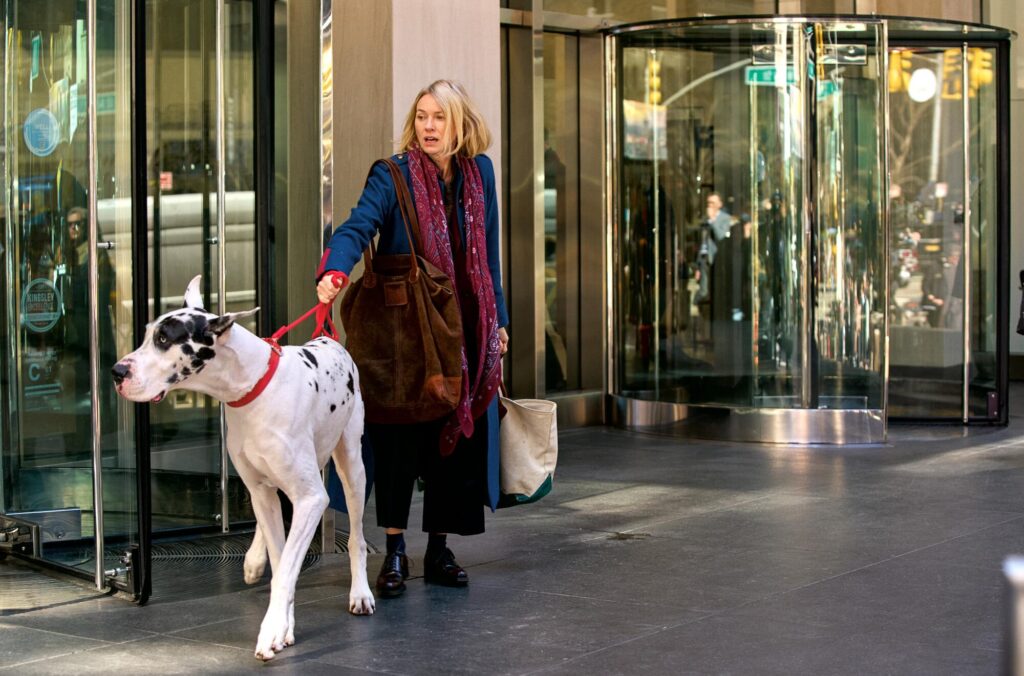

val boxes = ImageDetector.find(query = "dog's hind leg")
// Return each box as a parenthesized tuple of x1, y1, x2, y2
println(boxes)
(332, 401, 374, 615)
(253, 447, 327, 661)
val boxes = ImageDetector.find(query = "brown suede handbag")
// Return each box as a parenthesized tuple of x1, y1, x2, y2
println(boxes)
(339, 158, 464, 424)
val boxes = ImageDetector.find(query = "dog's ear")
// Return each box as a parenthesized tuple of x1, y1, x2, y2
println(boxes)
(207, 308, 260, 338)
(183, 275, 204, 310)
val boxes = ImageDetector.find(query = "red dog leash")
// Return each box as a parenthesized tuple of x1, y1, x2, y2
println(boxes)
(227, 271, 347, 408)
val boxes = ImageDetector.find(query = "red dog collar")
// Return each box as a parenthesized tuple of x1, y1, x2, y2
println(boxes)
(227, 339, 283, 408)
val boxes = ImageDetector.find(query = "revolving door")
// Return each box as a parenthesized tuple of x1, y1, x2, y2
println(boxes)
(608, 18, 1010, 443)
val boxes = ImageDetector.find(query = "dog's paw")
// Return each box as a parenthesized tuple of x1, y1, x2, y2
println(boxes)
(243, 554, 267, 585)
(254, 613, 290, 660)
(349, 589, 375, 616)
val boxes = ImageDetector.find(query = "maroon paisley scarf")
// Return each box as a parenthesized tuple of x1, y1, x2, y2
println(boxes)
(406, 146, 502, 455)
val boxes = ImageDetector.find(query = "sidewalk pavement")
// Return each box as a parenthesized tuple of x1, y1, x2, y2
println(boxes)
(3, 406, 1024, 674)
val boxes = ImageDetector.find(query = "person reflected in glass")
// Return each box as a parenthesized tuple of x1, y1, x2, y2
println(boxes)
(694, 192, 732, 306)
(543, 129, 568, 391)
(315, 80, 509, 599)
(56, 207, 116, 448)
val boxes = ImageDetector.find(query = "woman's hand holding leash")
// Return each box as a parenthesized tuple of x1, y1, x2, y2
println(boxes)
(317, 271, 349, 304)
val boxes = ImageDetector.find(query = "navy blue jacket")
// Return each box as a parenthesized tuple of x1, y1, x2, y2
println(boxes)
(322, 152, 507, 511)
(321, 152, 509, 328)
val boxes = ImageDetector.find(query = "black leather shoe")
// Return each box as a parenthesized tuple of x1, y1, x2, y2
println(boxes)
(376, 552, 409, 598)
(423, 547, 468, 587)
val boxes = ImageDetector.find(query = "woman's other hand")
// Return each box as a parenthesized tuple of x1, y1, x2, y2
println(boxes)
(317, 271, 349, 304)
(498, 327, 509, 355)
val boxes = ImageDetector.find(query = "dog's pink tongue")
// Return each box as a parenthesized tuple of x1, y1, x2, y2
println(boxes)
(151, 392, 164, 403)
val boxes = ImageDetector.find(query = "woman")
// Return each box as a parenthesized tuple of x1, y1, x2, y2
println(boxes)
(316, 80, 509, 598)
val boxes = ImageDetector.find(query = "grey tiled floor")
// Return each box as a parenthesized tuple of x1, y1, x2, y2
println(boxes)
(4, 405, 1024, 674)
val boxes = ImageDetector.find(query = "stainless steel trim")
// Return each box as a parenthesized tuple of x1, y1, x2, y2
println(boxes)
(87, 0, 104, 590)
(604, 34, 618, 396)
(881, 20, 891, 431)
(611, 396, 885, 444)
(548, 390, 605, 428)
(800, 26, 813, 408)
(602, 15, 998, 36)
(216, 0, 230, 535)
(319, 0, 335, 549)
(0, 15, 10, 513)
(961, 42, 971, 423)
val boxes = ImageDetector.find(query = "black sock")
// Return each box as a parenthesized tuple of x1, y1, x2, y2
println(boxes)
(386, 532, 405, 556)
(426, 533, 447, 557)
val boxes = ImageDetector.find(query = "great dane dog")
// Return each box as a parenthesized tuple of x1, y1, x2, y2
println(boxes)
(111, 276, 374, 661)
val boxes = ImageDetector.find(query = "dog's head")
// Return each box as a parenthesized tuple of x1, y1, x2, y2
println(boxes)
(112, 275, 257, 403)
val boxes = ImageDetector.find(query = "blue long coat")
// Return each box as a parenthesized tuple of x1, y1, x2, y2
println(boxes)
(320, 153, 508, 511)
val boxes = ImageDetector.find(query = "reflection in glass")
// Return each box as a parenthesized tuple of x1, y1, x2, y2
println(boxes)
(543, 33, 580, 393)
(968, 47, 998, 418)
(0, 0, 136, 577)
(813, 24, 885, 409)
(146, 0, 255, 530)
(887, 47, 968, 418)
(614, 21, 885, 413)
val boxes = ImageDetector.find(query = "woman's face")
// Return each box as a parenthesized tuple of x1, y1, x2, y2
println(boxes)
(414, 94, 447, 161)
(67, 215, 84, 242)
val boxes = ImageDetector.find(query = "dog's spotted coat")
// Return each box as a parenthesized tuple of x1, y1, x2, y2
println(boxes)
(112, 276, 373, 661)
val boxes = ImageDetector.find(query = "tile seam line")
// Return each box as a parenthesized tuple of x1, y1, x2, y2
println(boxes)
(0, 633, 155, 671)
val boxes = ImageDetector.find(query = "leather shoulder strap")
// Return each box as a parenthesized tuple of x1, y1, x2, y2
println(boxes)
(374, 158, 423, 257)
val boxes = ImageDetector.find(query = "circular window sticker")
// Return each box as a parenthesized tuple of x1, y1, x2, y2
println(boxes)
(23, 108, 61, 158)
(22, 278, 63, 333)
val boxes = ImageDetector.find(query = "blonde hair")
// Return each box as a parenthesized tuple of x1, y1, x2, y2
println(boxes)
(398, 80, 492, 159)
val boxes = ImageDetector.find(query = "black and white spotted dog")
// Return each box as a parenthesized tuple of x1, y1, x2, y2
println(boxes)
(111, 276, 373, 661)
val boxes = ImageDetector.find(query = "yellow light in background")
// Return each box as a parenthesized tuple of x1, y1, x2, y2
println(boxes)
(968, 47, 993, 97)
(646, 53, 661, 105)
(941, 48, 962, 100)
(888, 49, 912, 93)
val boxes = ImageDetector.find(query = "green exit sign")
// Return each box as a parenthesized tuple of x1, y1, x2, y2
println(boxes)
(745, 65, 797, 86)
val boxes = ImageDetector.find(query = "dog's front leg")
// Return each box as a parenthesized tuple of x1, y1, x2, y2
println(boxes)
(254, 463, 328, 661)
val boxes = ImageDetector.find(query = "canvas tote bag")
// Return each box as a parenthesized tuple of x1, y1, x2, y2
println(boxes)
(497, 382, 558, 508)
(339, 159, 464, 423)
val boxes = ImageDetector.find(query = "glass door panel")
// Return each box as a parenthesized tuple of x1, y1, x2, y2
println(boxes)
(147, 0, 223, 532)
(615, 22, 810, 408)
(966, 46, 998, 418)
(542, 32, 580, 394)
(222, 0, 257, 526)
(812, 23, 885, 409)
(887, 47, 967, 417)
(145, 0, 255, 532)
(749, 24, 809, 407)
(1, 0, 138, 587)
(96, 0, 140, 590)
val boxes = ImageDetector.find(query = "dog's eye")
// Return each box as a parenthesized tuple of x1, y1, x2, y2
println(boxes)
(156, 333, 169, 346)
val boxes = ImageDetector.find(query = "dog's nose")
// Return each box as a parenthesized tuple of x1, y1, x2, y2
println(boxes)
(111, 362, 131, 385)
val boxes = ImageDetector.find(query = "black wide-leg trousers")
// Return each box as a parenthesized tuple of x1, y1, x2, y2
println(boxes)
(367, 414, 488, 536)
